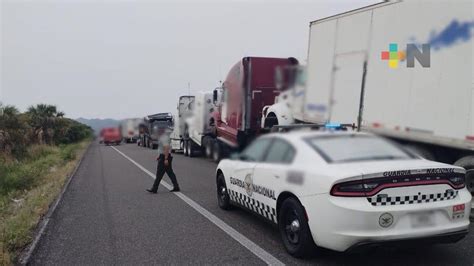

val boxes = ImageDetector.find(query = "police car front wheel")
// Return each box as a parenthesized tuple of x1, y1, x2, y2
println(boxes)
(278, 197, 316, 258)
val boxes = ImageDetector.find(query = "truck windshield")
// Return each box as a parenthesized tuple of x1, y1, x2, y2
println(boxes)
(305, 135, 415, 163)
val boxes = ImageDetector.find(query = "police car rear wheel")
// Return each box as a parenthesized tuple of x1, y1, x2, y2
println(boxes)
(279, 198, 315, 258)
(217, 173, 231, 210)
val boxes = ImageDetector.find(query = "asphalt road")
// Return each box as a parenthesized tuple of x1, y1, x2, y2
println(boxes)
(31, 141, 474, 265)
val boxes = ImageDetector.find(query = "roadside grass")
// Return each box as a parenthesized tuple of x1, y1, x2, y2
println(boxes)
(0, 140, 91, 265)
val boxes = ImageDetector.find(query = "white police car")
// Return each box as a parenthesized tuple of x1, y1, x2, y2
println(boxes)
(215, 125, 471, 257)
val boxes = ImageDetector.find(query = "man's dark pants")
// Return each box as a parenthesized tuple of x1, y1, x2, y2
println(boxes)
(151, 154, 179, 192)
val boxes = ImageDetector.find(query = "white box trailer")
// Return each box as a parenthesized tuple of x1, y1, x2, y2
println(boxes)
(183, 91, 216, 157)
(170, 95, 195, 152)
(263, 0, 473, 195)
(304, 0, 473, 149)
(120, 118, 142, 143)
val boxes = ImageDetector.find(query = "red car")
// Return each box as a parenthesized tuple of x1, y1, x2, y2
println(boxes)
(102, 127, 122, 145)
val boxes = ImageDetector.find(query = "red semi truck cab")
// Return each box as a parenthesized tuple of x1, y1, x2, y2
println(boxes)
(211, 56, 298, 160)
(102, 127, 122, 145)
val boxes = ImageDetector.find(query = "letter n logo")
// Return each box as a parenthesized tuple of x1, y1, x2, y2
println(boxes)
(407, 44, 431, 68)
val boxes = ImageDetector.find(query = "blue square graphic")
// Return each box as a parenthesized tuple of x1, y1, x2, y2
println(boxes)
(389, 43, 398, 52)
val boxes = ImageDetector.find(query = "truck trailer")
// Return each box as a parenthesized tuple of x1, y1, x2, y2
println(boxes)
(183, 91, 215, 157)
(170, 95, 195, 152)
(262, 1, 474, 195)
(210, 56, 298, 162)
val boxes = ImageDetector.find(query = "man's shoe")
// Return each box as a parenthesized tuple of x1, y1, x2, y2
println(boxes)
(146, 189, 157, 194)
(170, 188, 180, 192)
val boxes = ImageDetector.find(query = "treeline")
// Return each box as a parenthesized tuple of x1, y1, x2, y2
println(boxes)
(0, 103, 93, 159)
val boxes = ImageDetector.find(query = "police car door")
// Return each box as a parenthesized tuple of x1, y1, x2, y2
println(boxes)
(229, 137, 273, 211)
(251, 138, 296, 224)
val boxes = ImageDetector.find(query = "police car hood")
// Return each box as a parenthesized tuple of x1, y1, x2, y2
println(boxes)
(324, 159, 464, 183)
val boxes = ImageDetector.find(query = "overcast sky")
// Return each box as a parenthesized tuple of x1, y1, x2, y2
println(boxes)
(1, 0, 377, 119)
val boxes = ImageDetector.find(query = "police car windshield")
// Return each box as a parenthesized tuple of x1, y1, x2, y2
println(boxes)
(305, 135, 415, 163)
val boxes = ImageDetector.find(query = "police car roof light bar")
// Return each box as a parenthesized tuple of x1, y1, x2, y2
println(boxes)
(325, 123, 357, 130)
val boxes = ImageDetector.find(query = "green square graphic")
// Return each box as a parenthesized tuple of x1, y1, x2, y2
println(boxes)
(389, 51, 398, 60)
(389, 43, 398, 52)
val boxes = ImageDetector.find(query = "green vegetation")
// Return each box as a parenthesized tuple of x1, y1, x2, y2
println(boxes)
(0, 103, 93, 265)
(0, 103, 92, 159)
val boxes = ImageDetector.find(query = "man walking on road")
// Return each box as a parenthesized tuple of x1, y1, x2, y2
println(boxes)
(146, 128, 180, 193)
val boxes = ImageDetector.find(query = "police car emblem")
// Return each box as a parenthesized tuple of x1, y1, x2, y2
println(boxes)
(244, 174, 253, 197)
(379, 213, 394, 228)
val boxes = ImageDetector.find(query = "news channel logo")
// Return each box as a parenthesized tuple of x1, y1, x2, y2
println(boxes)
(381, 43, 431, 69)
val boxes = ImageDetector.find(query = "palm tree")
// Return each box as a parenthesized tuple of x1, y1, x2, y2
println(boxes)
(27, 104, 63, 144)
(0, 103, 28, 155)
(1, 104, 19, 116)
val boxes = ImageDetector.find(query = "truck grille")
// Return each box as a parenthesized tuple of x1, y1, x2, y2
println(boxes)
(367, 189, 458, 206)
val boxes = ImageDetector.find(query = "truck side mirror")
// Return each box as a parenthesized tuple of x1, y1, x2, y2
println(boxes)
(213, 90, 218, 103)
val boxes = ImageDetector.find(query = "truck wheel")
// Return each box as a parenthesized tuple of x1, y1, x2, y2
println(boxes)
(454, 156, 474, 196)
(264, 113, 279, 129)
(205, 138, 214, 158)
(183, 140, 189, 156)
(213, 141, 222, 163)
(217, 172, 231, 210)
(188, 140, 195, 157)
(278, 197, 315, 258)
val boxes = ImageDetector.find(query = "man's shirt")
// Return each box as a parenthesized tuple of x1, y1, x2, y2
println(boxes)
(157, 133, 171, 155)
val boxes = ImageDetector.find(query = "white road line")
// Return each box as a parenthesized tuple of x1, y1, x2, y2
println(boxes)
(111, 146, 285, 266)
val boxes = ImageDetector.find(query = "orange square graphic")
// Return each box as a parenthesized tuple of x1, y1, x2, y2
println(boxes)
(398, 51, 406, 61)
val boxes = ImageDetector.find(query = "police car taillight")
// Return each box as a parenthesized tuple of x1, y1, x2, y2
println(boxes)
(330, 180, 371, 197)
(331, 174, 466, 197)
(448, 176, 465, 189)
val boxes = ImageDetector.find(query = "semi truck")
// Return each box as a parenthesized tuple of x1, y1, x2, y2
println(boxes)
(182, 91, 215, 157)
(262, 1, 474, 195)
(209, 56, 299, 162)
(102, 127, 122, 146)
(170, 95, 195, 152)
(119, 118, 142, 143)
(139, 113, 174, 149)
